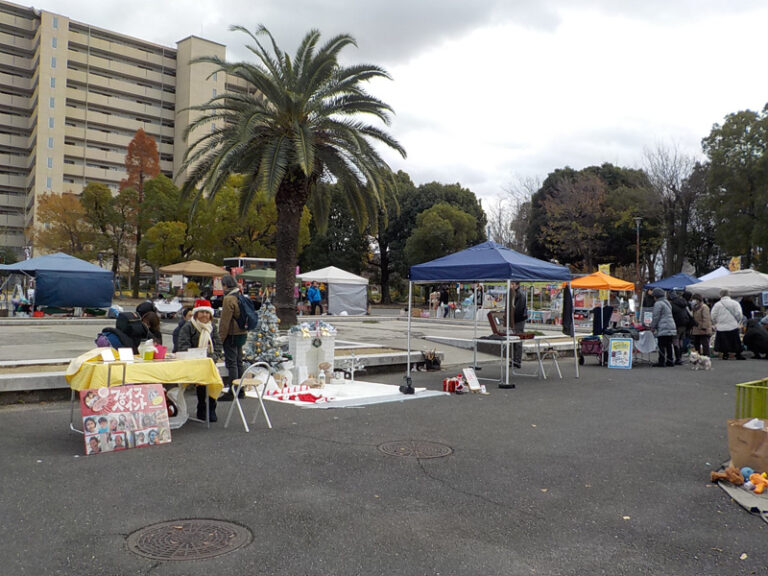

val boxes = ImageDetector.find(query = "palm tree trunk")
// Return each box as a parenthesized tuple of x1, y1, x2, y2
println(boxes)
(274, 180, 310, 328)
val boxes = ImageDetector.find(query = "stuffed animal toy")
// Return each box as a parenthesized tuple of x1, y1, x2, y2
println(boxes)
(710, 465, 744, 485)
(749, 473, 768, 494)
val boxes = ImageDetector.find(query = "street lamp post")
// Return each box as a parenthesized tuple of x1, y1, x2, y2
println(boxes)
(634, 217, 642, 292)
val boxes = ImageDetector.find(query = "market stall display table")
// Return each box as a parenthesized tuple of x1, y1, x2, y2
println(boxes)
(476, 334, 566, 387)
(66, 355, 223, 431)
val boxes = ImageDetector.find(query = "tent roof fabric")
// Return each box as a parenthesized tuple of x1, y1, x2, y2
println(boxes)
(158, 260, 226, 277)
(238, 268, 276, 283)
(698, 266, 730, 282)
(0, 252, 110, 275)
(685, 269, 768, 299)
(297, 266, 368, 285)
(409, 241, 572, 283)
(644, 273, 700, 291)
(569, 271, 634, 291)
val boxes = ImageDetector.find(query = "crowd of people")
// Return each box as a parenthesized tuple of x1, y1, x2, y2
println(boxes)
(649, 287, 768, 367)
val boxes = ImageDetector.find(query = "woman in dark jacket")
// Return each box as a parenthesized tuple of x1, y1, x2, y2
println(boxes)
(172, 307, 192, 352)
(141, 311, 163, 346)
(177, 299, 223, 421)
(743, 319, 768, 359)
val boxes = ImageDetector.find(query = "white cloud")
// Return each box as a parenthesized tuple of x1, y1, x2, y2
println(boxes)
(37, 1, 768, 204)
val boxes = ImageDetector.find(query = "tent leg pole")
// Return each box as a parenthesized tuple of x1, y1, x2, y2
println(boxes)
(400, 282, 415, 395)
(570, 282, 579, 378)
(472, 285, 477, 367)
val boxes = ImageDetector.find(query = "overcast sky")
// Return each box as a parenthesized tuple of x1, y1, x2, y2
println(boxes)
(37, 1, 768, 204)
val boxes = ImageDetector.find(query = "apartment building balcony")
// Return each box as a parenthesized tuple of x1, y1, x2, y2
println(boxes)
(68, 29, 175, 70)
(0, 192, 25, 209)
(66, 49, 176, 88)
(0, 11, 37, 33)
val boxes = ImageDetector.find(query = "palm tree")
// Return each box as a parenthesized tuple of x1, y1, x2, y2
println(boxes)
(181, 25, 405, 326)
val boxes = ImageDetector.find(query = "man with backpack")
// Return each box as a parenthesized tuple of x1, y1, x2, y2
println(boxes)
(218, 274, 248, 401)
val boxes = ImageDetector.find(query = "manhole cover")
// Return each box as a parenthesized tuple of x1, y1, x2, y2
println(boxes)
(378, 440, 453, 459)
(127, 519, 252, 561)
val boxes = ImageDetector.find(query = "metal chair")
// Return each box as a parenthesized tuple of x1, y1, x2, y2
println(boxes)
(224, 362, 273, 432)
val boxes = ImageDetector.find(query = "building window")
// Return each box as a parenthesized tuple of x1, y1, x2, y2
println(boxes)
(47, 157, 53, 168)
(48, 117, 54, 129)
(47, 137, 54, 148)
(51, 56, 56, 68)
(212, 88, 217, 97)
(46, 177, 52, 189)
(49, 97, 55, 108)
(52, 37, 57, 49)
(210, 123, 215, 133)
(52, 16, 58, 29)
(50, 77, 56, 88)
(212, 72, 217, 81)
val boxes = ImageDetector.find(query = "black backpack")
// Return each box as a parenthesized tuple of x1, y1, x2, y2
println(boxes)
(235, 293, 259, 331)
(116, 311, 149, 351)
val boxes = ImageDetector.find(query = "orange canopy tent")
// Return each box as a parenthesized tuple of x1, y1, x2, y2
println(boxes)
(567, 270, 634, 291)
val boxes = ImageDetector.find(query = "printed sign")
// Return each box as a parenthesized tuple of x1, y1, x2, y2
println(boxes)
(643, 311, 653, 327)
(80, 384, 171, 455)
(607, 338, 633, 369)
(462, 367, 481, 391)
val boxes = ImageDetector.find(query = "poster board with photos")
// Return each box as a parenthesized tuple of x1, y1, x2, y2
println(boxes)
(607, 338, 633, 369)
(80, 384, 171, 455)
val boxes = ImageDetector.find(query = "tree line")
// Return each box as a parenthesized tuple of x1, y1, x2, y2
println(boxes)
(490, 103, 768, 281)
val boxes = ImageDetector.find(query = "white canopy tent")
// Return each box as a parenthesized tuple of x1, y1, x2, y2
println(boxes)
(686, 269, 768, 299)
(698, 266, 730, 282)
(297, 266, 368, 316)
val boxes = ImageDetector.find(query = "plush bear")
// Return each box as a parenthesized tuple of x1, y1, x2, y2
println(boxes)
(710, 465, 744, 485)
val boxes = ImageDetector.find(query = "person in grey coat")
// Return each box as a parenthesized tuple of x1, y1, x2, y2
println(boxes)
(650, 288, 677, 367)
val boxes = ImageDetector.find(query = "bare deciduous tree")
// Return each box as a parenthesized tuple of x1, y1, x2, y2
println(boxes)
(487, 177, 538, 251)
(643, 144, 698, 276)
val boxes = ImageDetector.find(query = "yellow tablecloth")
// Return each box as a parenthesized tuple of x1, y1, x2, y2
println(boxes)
(65, 356, 223, 399)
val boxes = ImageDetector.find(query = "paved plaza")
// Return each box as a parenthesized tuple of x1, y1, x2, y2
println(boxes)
(1, 315, 768, 575)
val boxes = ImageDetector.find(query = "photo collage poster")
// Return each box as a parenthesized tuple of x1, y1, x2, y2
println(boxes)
(80, 384, 171, 455)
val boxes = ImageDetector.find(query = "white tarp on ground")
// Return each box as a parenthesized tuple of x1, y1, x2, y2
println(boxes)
(297, 266, 368, 316)
(686, 269, 768, 299)
(252, 380, 446, 408)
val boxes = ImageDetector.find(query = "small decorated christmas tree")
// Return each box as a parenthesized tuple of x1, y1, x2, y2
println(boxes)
(243, 298, 283, 366)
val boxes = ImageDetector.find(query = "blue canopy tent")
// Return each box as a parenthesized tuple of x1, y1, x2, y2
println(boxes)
(404, 242, 576, 392)
(0, 253, 113, 308)
(410, 241, 573, 283)
(644, 273, 700, 291)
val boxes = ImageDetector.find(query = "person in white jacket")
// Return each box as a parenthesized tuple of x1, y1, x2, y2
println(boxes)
(710, 289, 746, 360)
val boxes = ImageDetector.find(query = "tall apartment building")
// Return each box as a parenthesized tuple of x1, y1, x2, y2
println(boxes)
(0, 0, 231, 258)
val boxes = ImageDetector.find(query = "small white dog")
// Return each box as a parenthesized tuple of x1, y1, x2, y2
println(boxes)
(689, 351, 712, 371)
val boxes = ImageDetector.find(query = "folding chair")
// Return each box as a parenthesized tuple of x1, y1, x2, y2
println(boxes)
(224, 362, 273, 432)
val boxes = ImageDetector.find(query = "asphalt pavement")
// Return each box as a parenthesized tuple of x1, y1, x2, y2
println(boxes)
(2, 316, 768, 575)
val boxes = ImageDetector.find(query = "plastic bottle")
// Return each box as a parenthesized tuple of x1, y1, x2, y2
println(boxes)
(138, 340, 156, 361)
(318, 370, 326, 387)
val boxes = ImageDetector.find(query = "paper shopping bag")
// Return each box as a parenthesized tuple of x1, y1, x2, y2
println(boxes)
(727, 418, 768, 473)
